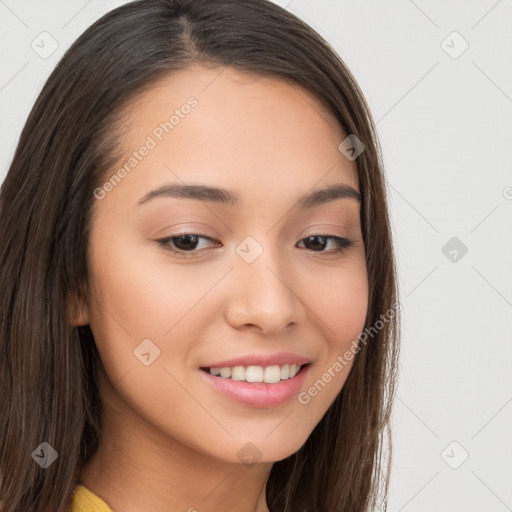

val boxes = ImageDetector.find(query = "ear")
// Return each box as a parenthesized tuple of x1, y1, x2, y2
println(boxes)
(67, 290, 90, 327)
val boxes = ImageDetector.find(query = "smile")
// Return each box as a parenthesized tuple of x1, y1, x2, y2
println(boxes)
(199, 363, 312, 408)
(201, 363, 307, 383)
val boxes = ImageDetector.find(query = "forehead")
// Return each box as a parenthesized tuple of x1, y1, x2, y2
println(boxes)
(102, 64, 359, 210)
(125, 63, 343, 134)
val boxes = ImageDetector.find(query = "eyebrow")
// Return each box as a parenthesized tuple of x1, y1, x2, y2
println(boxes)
(137, 182, 361, 209)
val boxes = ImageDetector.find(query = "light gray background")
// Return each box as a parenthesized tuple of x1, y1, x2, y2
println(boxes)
(1, 1, 511, 510)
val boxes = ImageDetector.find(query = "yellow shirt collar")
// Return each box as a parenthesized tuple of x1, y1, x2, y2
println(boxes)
(72, 483, 115, 512)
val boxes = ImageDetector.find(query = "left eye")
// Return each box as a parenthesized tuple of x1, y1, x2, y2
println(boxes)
(297, 235, 354, 253)
(157, 233, 354, 258)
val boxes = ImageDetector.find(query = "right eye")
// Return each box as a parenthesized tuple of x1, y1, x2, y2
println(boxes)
(157, 233, 219, 258)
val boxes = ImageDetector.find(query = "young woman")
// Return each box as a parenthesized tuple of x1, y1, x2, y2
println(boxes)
(0, 1, 400, 511)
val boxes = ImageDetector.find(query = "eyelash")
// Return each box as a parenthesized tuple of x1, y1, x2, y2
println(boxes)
(156, 233, 355, 259)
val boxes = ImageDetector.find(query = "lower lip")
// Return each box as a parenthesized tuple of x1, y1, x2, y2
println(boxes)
(199, 365, 311, 408)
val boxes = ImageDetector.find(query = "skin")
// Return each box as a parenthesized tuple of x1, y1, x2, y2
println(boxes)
(71, 64, 368, 512)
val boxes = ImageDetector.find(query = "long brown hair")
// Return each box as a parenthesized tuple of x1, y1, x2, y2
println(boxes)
(0, 1, 400, 510)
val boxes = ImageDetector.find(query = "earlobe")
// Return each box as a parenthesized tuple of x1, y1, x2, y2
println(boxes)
(67, 293, 90, 327)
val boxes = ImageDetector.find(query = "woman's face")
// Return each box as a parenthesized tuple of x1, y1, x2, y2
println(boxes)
(77, 64, 368, 464)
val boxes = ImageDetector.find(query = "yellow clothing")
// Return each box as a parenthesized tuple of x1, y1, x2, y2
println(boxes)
(71, 484, 115, 512)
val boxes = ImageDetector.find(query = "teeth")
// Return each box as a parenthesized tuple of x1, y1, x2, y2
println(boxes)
(246, 365, 263, 382)
(231, 366, 245, 381)
(290, 364, 300, 378)
(207, 363, 305, 383)
(264, 365, 281, 383)
(219, 367, 231, 378)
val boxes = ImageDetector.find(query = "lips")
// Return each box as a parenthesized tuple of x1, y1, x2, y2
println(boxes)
(200, 351, 312, 369)
(199, 362, 312, 408)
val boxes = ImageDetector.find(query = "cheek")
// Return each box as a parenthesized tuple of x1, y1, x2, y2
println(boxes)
(303, 255, 369, 347)
(84, 244, 219, 445)
(86, 225, 199, 337)
(329, 274, 368, 349)
(85, 233, 225, 380)
(295, 257, 368, 414)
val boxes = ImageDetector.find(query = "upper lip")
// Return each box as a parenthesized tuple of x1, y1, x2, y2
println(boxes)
(201, 351, 313, 369)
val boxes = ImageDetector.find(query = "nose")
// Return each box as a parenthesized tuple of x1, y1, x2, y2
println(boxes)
(224, 246, 301, 335)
